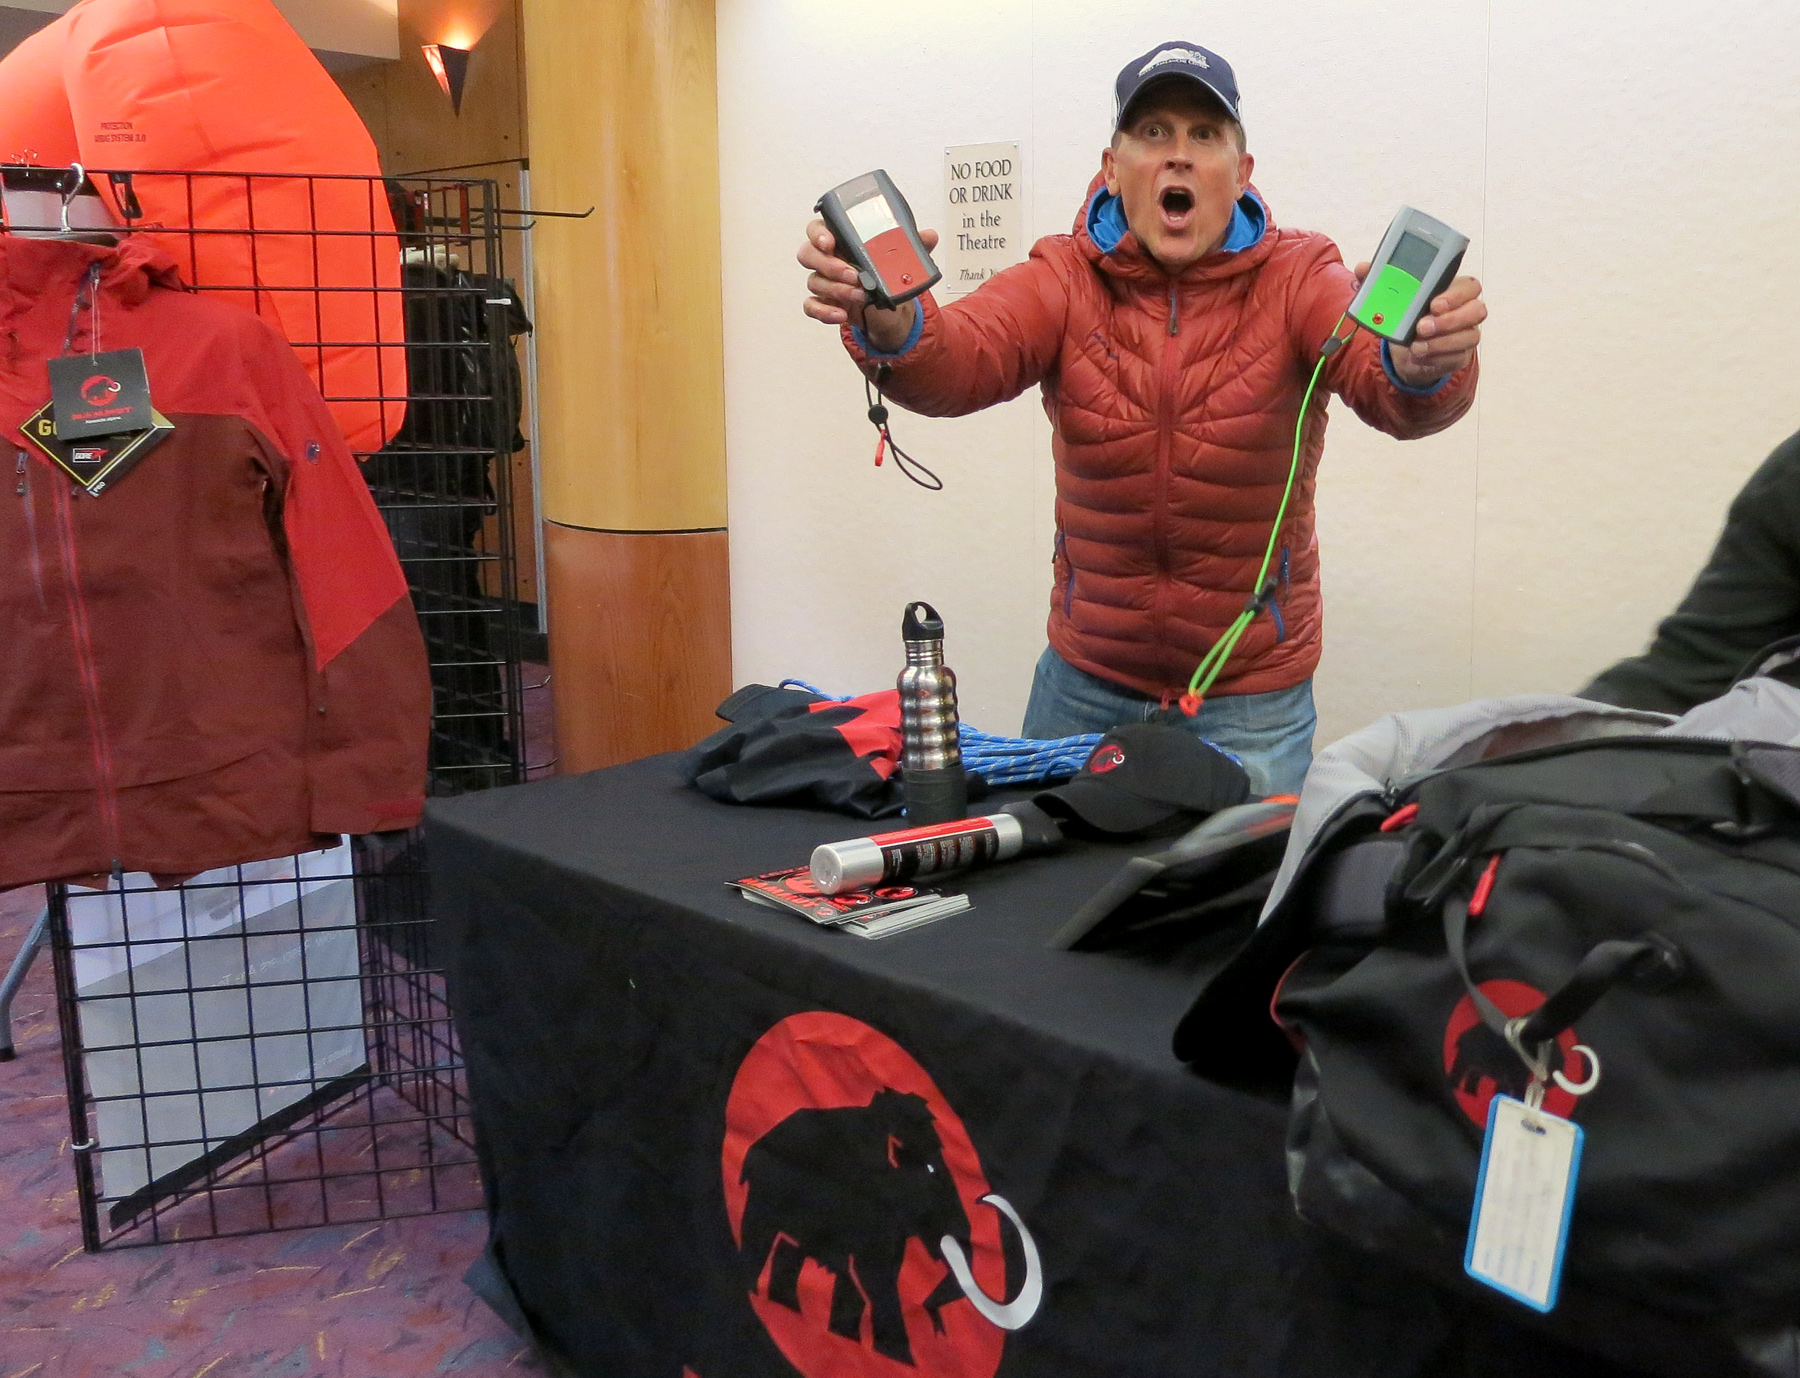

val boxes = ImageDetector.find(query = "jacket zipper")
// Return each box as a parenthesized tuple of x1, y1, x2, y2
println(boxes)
(17, 450, 48, 612)
(49, 479, 124, 868)
(1056, 528, 1075, 617)
(1151, 280, 1180, 670)
(1270, 545, 1291, 642)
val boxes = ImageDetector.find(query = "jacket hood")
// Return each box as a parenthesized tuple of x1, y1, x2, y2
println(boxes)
(0, 232, 186, 311)
(1072, 168, 1275, 284)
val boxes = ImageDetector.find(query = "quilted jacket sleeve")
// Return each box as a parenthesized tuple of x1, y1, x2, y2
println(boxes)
(1290, 236, 1478, 439)
(840, 239, 1074, 417)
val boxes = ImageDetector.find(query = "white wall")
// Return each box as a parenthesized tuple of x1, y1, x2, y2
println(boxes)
(717, 0, 1800, 745)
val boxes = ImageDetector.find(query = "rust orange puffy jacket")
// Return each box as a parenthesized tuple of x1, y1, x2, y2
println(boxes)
(844, 177, 1477, 701)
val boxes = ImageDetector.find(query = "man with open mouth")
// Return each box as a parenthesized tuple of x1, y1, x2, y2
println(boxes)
(799, 41, 1486, 797)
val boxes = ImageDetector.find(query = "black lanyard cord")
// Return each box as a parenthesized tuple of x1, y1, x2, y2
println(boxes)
(864, 373, 943, 492)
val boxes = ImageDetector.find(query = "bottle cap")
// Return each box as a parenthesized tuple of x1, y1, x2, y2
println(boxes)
(902, 601, 944, 642)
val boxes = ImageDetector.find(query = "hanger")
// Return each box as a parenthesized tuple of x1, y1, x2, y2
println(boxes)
(0, 162, 121, 243)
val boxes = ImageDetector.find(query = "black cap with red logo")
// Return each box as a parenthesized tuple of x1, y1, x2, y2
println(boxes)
(1033, 722, 1249, 835)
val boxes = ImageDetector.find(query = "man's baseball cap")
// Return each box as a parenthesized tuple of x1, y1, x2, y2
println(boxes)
(1033, 722, 1250, 835)
(1113, 41, 1241, 130)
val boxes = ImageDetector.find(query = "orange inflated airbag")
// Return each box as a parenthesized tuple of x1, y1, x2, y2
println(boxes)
(0, 21, 79, 170)
(0, 0, 405, 452)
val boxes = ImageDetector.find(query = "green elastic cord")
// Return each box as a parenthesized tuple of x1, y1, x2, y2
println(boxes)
(1185, 316, 1350, 704)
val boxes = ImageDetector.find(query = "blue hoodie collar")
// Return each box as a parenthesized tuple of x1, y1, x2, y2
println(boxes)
(1087, 185, 1266, 259)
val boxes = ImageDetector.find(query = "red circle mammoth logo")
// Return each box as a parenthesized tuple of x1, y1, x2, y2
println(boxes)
(1443, 979, 1590, 1126)
(1087, 744, 1125, 775)
(722, 1012, 1042, 1377)
(80, 374, 122, 408)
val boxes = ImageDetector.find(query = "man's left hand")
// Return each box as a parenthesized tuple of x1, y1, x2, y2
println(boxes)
(1354, 261, 1486, 388)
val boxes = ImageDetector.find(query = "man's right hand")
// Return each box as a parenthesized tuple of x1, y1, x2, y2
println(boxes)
(798, 216, 938, 355)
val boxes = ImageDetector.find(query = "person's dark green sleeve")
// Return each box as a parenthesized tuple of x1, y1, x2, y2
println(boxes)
(1580, 428, 1800, 713)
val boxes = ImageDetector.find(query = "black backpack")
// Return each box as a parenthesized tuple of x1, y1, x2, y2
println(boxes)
(1179, 735, 1800, 1373)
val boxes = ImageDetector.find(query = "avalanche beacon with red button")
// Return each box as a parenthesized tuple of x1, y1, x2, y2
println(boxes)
(1347, 205, 1469, 347)
(816, 170, 942, 311)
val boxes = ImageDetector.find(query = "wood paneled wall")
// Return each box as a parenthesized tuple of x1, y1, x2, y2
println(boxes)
(544, 526, 732, 769)
(522, 0, 727, 533)
(521, 0, 732, 771)
(334, 0, 541, 610)
(336, 0, 524, 175)
(338, 0, 734, 771)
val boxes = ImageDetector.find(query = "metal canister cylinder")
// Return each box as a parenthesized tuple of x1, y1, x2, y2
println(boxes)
(811, 812, 1025, 894)
(897, 601, 967, 823)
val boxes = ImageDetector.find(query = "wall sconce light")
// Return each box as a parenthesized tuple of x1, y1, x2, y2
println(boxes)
(422, 43, 472, 115)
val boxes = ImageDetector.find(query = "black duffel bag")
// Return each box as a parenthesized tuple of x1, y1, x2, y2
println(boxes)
(1181, 734, 1800, 1372)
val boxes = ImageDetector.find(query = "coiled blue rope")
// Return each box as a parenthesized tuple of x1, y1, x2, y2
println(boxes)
(775, 679, 1237, 786)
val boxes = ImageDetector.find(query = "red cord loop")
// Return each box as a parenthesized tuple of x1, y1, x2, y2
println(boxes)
(873, 433, 886, 467)
(1379, 802, 1419, 833)
(1178, 693, 1203, 717)
(1469, 855, 1502, 917)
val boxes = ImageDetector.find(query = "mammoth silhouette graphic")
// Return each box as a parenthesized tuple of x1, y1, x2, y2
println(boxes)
(738, 1088, 970, 1366)
(1441, 980, 1582, 1126)
(1446, 1019, 1531, 1103)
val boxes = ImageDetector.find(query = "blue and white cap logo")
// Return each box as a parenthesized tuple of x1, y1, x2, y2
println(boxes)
(1140, 47, 1209, 75)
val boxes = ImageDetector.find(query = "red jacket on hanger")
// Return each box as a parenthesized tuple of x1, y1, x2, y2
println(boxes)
(0, 234, 430, 891)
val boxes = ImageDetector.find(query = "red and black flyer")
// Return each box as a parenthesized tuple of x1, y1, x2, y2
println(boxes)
(728, 867, 943, 926)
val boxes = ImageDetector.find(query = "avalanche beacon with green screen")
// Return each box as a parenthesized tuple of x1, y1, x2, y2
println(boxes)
(1176, 201, 1474, 714)
(1348, 206, 1469, 347)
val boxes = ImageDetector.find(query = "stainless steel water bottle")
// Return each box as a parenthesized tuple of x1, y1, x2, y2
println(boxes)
(897, 601, 968, 824)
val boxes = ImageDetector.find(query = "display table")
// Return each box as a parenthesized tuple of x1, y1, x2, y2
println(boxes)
(427, 754, 1745, 1378)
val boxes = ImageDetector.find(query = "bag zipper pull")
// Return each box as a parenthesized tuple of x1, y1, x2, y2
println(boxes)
(1379, 801, 1418, 833)
(1468, 855, 1502, 916)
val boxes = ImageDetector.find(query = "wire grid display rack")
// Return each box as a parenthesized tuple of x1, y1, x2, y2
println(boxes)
(48, 838, 469, 1248)
(37, 170, 528, 1249)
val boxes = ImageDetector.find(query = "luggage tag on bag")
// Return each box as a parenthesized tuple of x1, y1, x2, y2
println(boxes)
(1464, 1088, 1584, 1313)
(48, 347, 153, 440)
(18, 398, 175, 496)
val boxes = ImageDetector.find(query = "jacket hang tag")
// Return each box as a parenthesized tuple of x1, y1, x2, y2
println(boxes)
(18, 399, 175, 495)
(1464, 1093, 1583, 1313)
(48, 348, 154, 440)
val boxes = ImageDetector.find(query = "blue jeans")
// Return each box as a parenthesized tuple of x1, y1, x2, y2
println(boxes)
(1021, 646, 1317, 797)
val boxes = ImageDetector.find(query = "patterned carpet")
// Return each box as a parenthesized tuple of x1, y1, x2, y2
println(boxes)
(0, 667, 561, 1378)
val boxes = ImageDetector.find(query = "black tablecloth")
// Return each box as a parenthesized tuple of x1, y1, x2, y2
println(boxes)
(427, 754, 1738, 1378)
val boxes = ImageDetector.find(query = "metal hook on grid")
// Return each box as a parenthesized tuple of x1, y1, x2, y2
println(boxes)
(59, 162, 85, 235)
(493, 204, 594, 232)
(106, 171, 143, 222)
